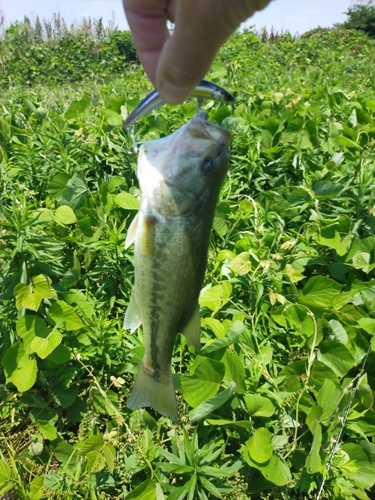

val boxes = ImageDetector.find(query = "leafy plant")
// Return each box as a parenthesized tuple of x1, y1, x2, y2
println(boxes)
(1, 22, 375, 499)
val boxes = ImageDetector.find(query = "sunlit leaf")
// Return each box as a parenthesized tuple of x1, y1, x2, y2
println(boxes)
(244, 394, 275, 417)
(190, 381, 236, 423)
(181, 358, 225, 408)
(48, 300, 84, 330)
(114, 192, 140, 210)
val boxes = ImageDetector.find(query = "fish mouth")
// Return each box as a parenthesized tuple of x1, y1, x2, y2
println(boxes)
(188, 111, 231, 145)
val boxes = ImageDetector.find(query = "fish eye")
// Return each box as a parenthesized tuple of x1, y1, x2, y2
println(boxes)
(201, 157, 217, 174)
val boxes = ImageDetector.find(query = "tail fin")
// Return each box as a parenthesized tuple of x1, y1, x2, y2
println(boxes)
(127, 363, 178, 422)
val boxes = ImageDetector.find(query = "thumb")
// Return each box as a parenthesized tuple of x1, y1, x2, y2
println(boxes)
(156, 0, 272, 104)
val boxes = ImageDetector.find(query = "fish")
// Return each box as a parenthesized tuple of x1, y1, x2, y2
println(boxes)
(124, 110, 231, 422)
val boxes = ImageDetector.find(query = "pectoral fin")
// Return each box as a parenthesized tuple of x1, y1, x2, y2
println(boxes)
(123, 293, 142, 333)
(125, 212, 139, 249)
(181, 306, 201, 351)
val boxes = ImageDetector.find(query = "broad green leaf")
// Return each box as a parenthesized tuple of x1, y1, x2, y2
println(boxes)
(364, 99, 375, 112)
(190, 381, 236, 423)
(48, 173, 70, 200)
(306, 404, 322, 436)
(328, 319, 348, 344)
(181, 358, 225, 407)
(43, 473, 61, 490)
(2, 343, 37, 392)
(352, 252, 373, 273)
(264, 116, 280, 135)
(102, 444, 116, 474)
(60, 268, 80, 289)
(229, 252, 252, 275)
(61, 178, 87, 207)
(247, 428, 273, 463)
(312, 181, 343, 199)
(91, 388, 118, 416)
(211, 105, 232, 125)
(241, 446, 291, 486)
(0, 459, 11, 482)
(288, 188, 312, 205)
(199, 282, 232, 312)
(202, 321, 244, 353)
(36, 422, 58, 441)
(106, 96, 127, 113)
(65, 289, 95, 320)
(202, 318, 228, 339)
(338, 135, 362, 151)
(17, 315, 48, 353)
(298, 276, 342, 309)
(305, 405, 323, 473)
(11, 358, 37, 392)
(32, 274, 58, 298)
(64, 92, 91, 120)
(86, 451, 105, 473)
(14, 274, 57, 311)
(244, 394, 275, 417)
(46, 344, 71, 364)
(48, 300, 84, 330)
(285, 264, 305, 283)
(317, 341, 355, 377)
(54, 205, 77, 225)
(210, 62, 227, 80)
(76, 435, 104, 455)
(341, 443, 375, 490)
(213, 213, 228, 236)
(358, 318, 375, 334)
(51, 440, 76, 464)
(108, 176, 126, 193)
(105, 108, 123, 126)
(31, 329, 62, 359)
(317, 379, 343, 420)
(53, 386, 78, 409)
(258, 343, 273, 366)
(29, 475, 44, 500)
(126, 479, 156, 500)
(223, 350, 246, 394)
(114, 192, 140, 210)
(309, 361, 340, 393)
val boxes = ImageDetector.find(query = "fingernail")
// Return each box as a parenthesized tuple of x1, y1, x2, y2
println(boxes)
(159, 80, 194, 105)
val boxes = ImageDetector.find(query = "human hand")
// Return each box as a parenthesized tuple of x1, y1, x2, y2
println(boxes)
(123, 0, 272, 104)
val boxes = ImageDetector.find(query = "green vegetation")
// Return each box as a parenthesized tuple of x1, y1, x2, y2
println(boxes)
(343, 1, 375, 39)
(1, 19, 375, 500)
(0, 15, 138, 87)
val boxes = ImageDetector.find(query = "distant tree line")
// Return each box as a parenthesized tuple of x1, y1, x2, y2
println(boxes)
(343, 1, 375, 38)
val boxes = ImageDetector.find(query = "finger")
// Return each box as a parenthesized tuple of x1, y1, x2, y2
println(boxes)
(122, 0, 172, 84)
(156, 0, 272, 104)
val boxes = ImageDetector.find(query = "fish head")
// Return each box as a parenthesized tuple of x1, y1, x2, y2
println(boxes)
(138, 111, 231, 216)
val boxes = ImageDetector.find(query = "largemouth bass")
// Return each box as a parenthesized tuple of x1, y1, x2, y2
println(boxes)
(124, 111, 231, 421)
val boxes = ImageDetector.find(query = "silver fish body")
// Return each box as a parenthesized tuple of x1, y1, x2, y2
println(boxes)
(124, 111, 231, 421)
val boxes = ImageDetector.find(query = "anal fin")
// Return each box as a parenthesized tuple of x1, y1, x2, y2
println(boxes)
(181, 305, 201, 351)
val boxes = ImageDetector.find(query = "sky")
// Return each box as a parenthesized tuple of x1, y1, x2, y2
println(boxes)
(0, 0, 356, 35)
